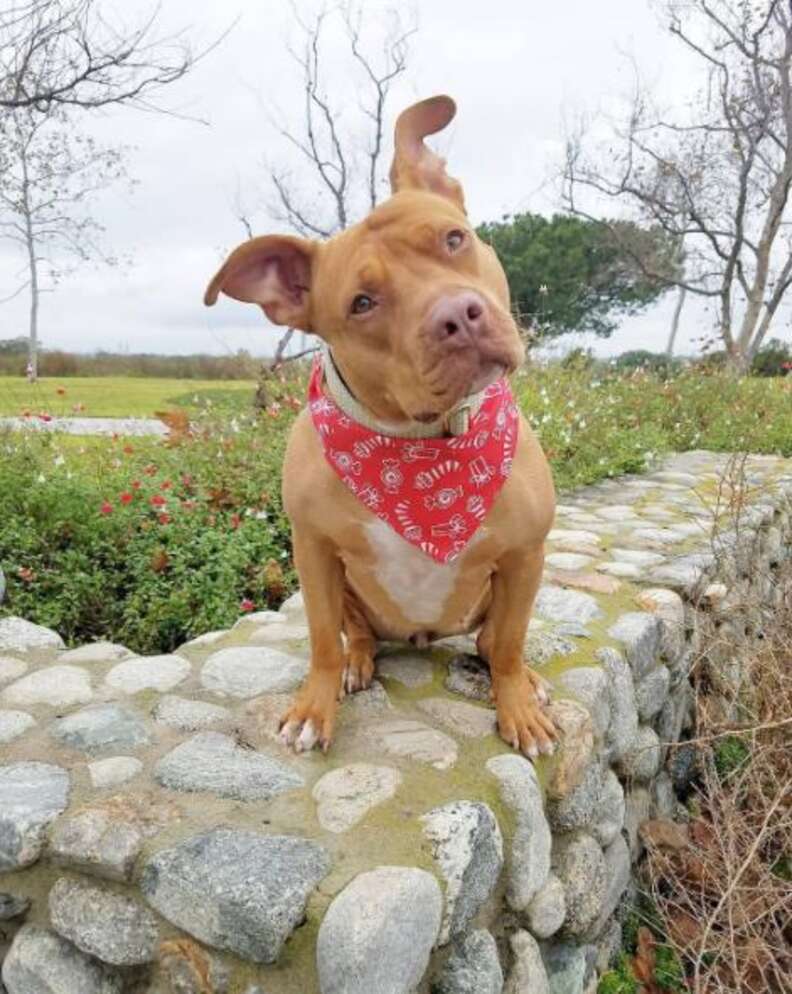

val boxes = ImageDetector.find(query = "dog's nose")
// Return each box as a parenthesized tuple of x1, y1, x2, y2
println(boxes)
(430, 292, 486, 347)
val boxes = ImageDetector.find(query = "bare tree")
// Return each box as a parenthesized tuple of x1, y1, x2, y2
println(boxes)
(0, 0, 198, 114)
(0, 105, 127, 379)
(564, 0, 792, 371)
(236, 1, 415, 380)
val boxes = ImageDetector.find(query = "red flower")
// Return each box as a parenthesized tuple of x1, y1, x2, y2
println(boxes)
(100, 500, 113, 515)
(160, 480, 172, 490)
(150, 494, 167, 507)
(119, 492, 133, 505)
(158, 513, 171, 525)
(122, 444, 134, 455)
(17, 567, 34, 583)
(38, 413, 52, 423)
(230, 513, 241, 530)
(131, 480, 142, 490)
(240, 598, 255, 612)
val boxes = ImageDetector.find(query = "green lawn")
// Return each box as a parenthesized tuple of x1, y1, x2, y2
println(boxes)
(0, 376, 257, 418)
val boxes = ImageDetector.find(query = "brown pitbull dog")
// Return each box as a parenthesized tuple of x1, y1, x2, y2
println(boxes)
(205, 96, 557, 759)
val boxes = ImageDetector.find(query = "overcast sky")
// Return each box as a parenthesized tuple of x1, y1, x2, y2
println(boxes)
(0, 0, 742, 358)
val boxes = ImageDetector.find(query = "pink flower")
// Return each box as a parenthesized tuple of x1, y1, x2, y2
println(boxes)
(158, 513, 171, 525)
(150, 494, 167, 508)
(119, 492, 133, 505)
(240, 598, 255, 613)
(100, 500, 113, 515)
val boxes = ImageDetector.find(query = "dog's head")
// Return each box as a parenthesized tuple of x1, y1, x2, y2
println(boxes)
(205, 96, 524, 424)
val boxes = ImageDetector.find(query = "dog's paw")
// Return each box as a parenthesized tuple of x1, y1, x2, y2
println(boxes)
(342, 650, 375, 695)
(278, 675, 340, 754)
(493, 669, 557, 760)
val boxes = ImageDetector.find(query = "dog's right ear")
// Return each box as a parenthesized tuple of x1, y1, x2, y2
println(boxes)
(203, 234, 316, 331)
(390, 96, 466, 212)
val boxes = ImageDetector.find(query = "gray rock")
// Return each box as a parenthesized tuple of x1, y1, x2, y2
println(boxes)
(634, 588, 686, 661)
(151, 695, 231, 731)
(554, 833, 607, 937)
(418, 697, 497, 738)
(0, 892, 30, 920)
(558, 668, 610, 737)
(525, 631, 577, 664)
(200, 647, 307, 698)
(377, 653, 435, 688)
(1, 925, 123, 994)
(597, 649, 638, 763)
(312, 763, 401, 833)
(421, 801, 503, 944)
(542, 941, 597, 994)
(141, 828, 330, 963)
(104, 654, 191, 694)
(87, 756, 143, 789)
(645, 553, 713, 594)
(652, 772, 676, 819)
(158, 941, 230, 994)
(597, 561, 642, 579)
(486, 754, 550, 910)
(504, 930, 548, 994)
(49, 793, 179, 883)
(547, 763, 603, 832)
(635, 667, 671, 721)
(49, 877, 160, 965)
(0, 657, 27, 685)
(623, 787, 652, 857)
(0, 762, 69, 871)
(2, 665, 92, 709)
(316, 866, 442, 994)
(617, 726, 662, 781)
(608, 548, 665, 566)
(595, 918, 623, 973)
(50, 704, 150, 753)
(607, 614, 662, 679)
(588, 835, 631, 938)
(154, 731, 303, 801)
(526, 872, 566, 939)
(534, 587, 602, 624)
(278, 589, 305, 618)
(0, 618, 64, 653)
(0, 710, 35, 744)
(591, 770, 625, 847)
(545, 553, 594, 571)
(375, 719, 458, 770)
(445, 654, 491, 701)
(59, 643, 132, 664)
(431, 929, 503, 994)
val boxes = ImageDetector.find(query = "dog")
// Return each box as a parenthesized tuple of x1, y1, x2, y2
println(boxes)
(205, 96, 557, 759)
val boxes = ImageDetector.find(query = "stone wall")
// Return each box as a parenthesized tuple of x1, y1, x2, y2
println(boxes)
(0, 451, 790, 994)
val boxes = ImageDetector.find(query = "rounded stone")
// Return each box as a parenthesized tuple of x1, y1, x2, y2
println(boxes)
(142, 829, 331, 964)
(545, 552, 595, 571)
(555, 833, 608, 936)
(525, 872, 566, 939)
(607, 613, 662, 679)
(558, 667, 611, 737)
(617, 726, 662, 781)
(431, 929, 503, 994)
(50, 704, 150, 753)
(417, 697, 497, 738)
(316, 866, 442, 994)
(200, 647, 308, 698)
(0, 761, 70, 871)
(504, 929, 548, 994)
(151, 695, 231, 731)
(0, 656, 28, 685)
(547, 762, 604, 832)
(534, 586, 603, 624)
(377, 653, 435, 688)
(312, 763, 401, 833)
(635, 666, 671, 721)
(421, 801, 503, 943)
(0, 617, 64, 653)
(2, 664, 92, 709)
(49, 877, 160, 965)
(104, 654, 191, 694)
(1, 924, 123, 994)
(88, 756, 143, 789)
(375, 719, 458, 770)
(59, 642, 132, 664)
(0, 709, 35, 744)
(591, 769, 626, 847)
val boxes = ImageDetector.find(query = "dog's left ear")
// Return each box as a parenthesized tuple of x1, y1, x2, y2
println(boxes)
(204, 234, 316, 332)
(389, 95, 466, 212)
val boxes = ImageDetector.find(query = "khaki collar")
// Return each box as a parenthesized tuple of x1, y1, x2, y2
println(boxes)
(321, 348, 485, 439)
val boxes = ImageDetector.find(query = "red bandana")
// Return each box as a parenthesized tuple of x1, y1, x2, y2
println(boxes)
(308, 359, 519, 564)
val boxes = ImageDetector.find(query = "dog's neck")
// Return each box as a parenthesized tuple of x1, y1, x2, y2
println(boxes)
(322, 348, 484, 439)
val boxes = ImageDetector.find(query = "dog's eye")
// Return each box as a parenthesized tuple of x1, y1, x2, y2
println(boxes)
(351, 294, 376, 315)
(446, 229, 466, 252)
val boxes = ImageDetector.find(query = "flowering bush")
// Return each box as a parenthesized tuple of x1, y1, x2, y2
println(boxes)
(1, 365, 789, 652)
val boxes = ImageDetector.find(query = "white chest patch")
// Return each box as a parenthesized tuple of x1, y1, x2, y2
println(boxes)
(363, 519, 480, 626)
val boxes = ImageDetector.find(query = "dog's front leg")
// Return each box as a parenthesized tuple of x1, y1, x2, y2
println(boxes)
(279, 529, 345, 754)
(480, 544, 557, 760)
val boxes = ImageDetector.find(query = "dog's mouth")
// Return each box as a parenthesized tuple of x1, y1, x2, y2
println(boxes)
(469, 360, 506, 394)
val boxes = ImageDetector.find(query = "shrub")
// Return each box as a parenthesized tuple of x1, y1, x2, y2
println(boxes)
(751, 337, 792, 377)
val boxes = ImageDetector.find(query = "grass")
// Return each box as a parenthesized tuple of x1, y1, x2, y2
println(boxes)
(0, 375, 257, 418)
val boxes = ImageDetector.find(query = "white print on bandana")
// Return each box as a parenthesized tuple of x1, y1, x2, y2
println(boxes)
(308, 360, 518, 564)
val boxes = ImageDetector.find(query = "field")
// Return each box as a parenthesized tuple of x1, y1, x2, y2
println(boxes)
(0, 375, 257, 418)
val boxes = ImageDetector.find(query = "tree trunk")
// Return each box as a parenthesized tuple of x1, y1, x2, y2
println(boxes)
(666, 287, 686, 357)
(20, 154, 38, 382)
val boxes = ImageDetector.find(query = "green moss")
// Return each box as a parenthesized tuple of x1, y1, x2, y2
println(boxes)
(654, 944, 687, 992)
(598, 954, 639, 994)
(713, 734, 750, 781)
